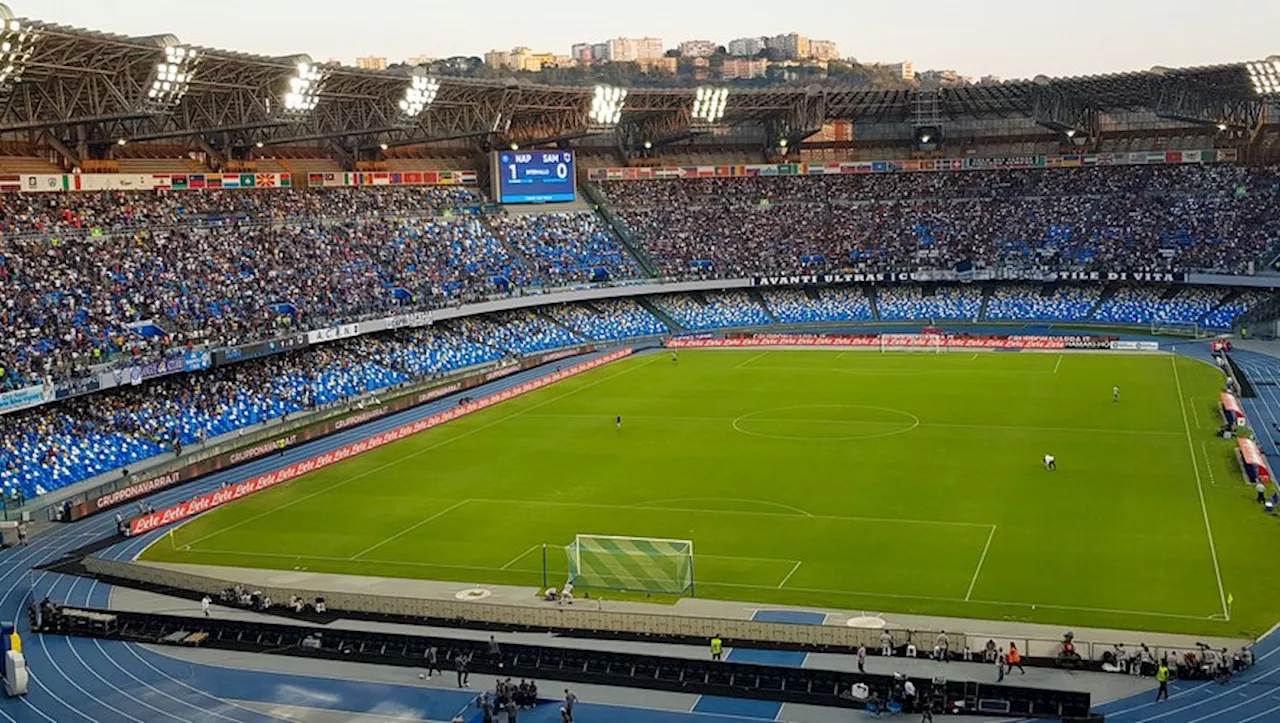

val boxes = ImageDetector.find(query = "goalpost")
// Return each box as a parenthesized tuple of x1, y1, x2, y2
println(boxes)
(563, 534, 695, 595)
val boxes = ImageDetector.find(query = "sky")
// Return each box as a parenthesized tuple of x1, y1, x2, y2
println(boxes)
(22, 0, 1280, 80)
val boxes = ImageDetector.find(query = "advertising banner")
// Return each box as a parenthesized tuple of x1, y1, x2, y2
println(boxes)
(0, 385, 49, 415)
(667, 334, 1134, 352)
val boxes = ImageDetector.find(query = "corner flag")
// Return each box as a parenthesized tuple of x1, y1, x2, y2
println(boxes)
(1228, 593, 1235, 606)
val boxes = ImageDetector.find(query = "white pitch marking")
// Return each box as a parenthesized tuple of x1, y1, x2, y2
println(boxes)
(351, 499, 472, 560)
(180, 354, 660, 550)
(501, 545, 540, 570)
(734, 351, 770, 370)
(965, 525, 997, 601)
(1171, 354, 1230, 620)
(1053, 354, 1063, 374)
(778, 561, 803, 589)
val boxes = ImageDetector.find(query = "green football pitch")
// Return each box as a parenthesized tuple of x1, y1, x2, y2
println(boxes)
(144, 348, 1280, 638)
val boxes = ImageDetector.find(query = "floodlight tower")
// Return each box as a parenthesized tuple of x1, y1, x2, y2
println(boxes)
(0, 4, 38, 91)
(398, 69, 441, 119)
(275, 55, 330, 117)
(587, 84, 627, 130)
(690, 86, 729, 128)
(140, 35, 199, 110)
(1246, 58, 1280, 97)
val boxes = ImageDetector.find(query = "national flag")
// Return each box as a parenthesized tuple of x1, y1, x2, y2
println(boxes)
(239, 173, 255, 188)
(170, 175, 188, 190)
(61, 174, 83, 191)
(189, 175, 206, 189)
(205, 175, 222, 189)
(255, 173, 275, 187)
(279, 173, 291, 187)
(405, 172, 423, 184)
(220, 174, 239, 189)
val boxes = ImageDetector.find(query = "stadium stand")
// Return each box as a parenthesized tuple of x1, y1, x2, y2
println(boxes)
(876, 285, 982, 321)
(1092, 286, 1229, 328)
(451, 311, 585, 356)
(599, 165, 1280, 278)
(0, 325, 506, 498)
(763, 288, 875, 324)
(983, 284, 1102, 322)
(488, 212, 641, 285)
(545, 299, 668, 341)
(1203, 289, 1271, 330)
(653, 291, 774, 330)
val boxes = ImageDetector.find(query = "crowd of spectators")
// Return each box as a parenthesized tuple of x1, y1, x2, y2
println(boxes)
(0, 321, 510, 498)
(451, 311, 585, 356)
(544, 299, 668, 341)
(490, 212, 640, 285)
(600, 164, 1280, 280)
(763, 288, 875, 324)
(653, 291, 773, 330)
(0, 187, 485, 236)
(876, 286, 982, 321)
(0, 192, 645, 388)
(1092, 286, 1228, 327)
(983, 285, 1101, 322)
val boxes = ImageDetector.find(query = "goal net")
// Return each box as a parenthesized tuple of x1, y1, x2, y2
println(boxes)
(564, 534, 694, 594)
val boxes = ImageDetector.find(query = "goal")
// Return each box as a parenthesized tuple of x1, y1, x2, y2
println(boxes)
(564, 534, 694, 595)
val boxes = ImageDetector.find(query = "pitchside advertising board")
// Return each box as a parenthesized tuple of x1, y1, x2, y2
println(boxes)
(491, 150, 577, 204)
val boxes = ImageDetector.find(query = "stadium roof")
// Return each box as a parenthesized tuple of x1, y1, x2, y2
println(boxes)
(5, 3, 1276, 159)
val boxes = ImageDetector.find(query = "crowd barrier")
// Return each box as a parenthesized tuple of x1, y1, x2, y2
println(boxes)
(84, 555, 1233, 666)
(84, 556, 956, 651)
(127, 349, 633, 535)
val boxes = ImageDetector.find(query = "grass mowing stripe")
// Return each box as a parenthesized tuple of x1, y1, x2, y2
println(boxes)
(351, 499, 473, 560)
(146, 349, 1269, 636)
(522, 412, 1181, 438)
(1171, 353, 1230, 620)
(174, 354, 660, 551)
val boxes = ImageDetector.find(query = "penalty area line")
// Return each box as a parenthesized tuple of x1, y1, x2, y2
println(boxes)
(501, 545, 540, 571)
(1053, 354, 1063, 374)
(965, 525, 996, 601)
(777, 561, 802, 589)
(734, 351, 770, 370)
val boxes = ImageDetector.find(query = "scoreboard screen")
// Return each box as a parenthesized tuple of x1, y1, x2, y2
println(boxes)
(491, 150, 576, 204)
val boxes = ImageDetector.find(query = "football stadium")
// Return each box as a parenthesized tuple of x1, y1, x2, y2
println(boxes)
(2, 1, 1280, 721)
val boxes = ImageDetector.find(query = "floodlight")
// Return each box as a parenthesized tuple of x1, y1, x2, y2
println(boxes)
(1065, 129, 1076, 138)
(1216, 123, 1228, 131)
(509, 142, 519, 150)
(399, 73, 440, 117)
(116, 138, 127, 146)
(146, 45, 199, 108)
(255, 141, 264, 148)
(379, 142, 389, 150)
(1246, 58, 1280, 96)
(691, 86, 729, 124)
(588, 84, 627, 126)
(779, 138, 788, 147)
(643, 140, 652, 149)
(282, 61, 329, 114)
(0, 16, 37, 89)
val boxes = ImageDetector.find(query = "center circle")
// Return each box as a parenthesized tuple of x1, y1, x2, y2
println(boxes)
(731, 404, 920, 441)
